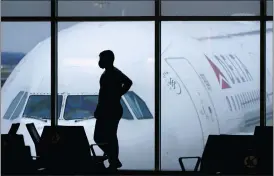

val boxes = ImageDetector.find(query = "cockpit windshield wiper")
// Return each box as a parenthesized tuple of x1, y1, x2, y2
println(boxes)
(23, 116, 48, 123)
(74, 116, 94, 123)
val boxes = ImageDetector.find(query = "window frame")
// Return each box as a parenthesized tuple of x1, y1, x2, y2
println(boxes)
(1, 0, 270, 171)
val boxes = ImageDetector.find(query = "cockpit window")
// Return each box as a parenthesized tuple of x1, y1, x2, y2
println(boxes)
(63, 95, 97, 120)
(63, 95, 134, 120)
(3, 91, 28, 120)
(23, 95, 63, 120)
(120, 98, 134, 120)
(123, 91, 153, 119)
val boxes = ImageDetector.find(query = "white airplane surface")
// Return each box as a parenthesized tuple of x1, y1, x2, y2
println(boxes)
(1, 21, 273, 171)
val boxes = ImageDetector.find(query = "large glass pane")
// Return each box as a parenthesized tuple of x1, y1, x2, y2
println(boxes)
(266, 21, 273, 126)
(267, 0, 273, 16)
(57, 22, 155, 170)
(58, 1, 154, 16)
(161, 0, 260, 16)
(161, 21, 260, 171)
(2, 0, 51, 17)
(1, 22, 51, 158)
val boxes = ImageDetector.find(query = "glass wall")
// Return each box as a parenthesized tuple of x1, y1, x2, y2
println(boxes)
(1, 0, 272, 172)
(266, 21, 273, 126)
(161, 21, 261, 171)
(1, 0, 51, 17)
(161, 0, 260, 16)
(1, 22, 51, 157)
(267, 0, 273, 16)
(57, 22, 155, 170)
(58, 0, 154, 16)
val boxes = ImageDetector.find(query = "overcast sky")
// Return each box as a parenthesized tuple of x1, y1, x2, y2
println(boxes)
(1, 22, 78, 53)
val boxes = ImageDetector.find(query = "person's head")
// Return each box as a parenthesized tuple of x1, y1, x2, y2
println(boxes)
(98, 50, 115, 69)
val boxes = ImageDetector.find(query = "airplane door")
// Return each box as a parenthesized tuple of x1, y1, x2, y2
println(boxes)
(165, 57, 220, 144)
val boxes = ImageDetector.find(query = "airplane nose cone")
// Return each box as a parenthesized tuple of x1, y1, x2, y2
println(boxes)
(1, 119, 12, 134)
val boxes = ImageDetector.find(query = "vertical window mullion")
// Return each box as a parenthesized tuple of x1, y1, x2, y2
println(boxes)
(155, 0, 161, 171)
(260, 0, 266, 126)
(51, 0, 58, 126)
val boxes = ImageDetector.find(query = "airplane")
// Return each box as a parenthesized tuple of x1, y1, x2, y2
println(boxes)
(1, 21, 273, 171)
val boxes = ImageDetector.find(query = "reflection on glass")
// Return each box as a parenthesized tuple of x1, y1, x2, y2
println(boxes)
(58, 22, 155, 170)
(161, 21, 260, 171)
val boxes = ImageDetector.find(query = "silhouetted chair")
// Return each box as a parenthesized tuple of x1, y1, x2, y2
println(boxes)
(26, 123, 41, 154)
(179, 135, 256, 174)
(90, 143, 109, 164)
(25, 124, 109, 174)
(8, 123, 20, 135)
(178, 156, 201, 172)
(253, 126, 273, 174)
(2, 134, 35, 174)
(25, 123, 46, 172)
(36, 126, 109, 174)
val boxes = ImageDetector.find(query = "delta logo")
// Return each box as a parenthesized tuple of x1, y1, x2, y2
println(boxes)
(206, 56, 231, 89)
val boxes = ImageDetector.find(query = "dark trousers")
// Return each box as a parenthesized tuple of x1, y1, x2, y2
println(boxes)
(94, 117, 121, 166)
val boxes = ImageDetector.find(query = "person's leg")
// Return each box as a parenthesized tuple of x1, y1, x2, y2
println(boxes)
(107, 118, 121, 168)
(93, 118, 109, 155)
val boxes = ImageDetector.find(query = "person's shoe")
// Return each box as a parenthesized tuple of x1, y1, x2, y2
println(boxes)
(108, 159, 122, 170)
(106, 165, 118, 172)
(116, 160, 122, 168)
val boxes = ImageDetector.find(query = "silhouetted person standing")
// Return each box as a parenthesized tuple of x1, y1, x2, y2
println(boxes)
(94, 50, 132, 170)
